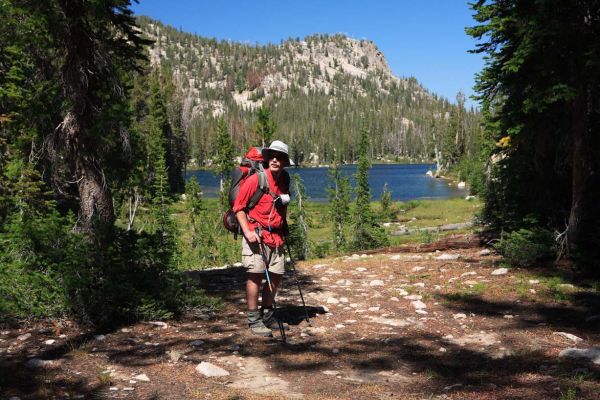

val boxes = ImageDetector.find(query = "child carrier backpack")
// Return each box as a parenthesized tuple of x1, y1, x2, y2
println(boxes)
(222, 147, 270, 236)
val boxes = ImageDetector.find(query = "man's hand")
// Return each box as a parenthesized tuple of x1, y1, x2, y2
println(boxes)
(244, 229, 259, 243)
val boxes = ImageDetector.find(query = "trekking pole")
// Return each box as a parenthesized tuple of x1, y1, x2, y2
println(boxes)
(255, 228, 287, 343)
(284, 242, 311, 326)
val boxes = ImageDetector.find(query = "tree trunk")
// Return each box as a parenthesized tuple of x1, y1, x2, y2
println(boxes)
(566, 86, 589, 253)
(75, 156, 115, 233)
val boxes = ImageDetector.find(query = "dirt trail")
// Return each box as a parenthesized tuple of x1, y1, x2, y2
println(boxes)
(1, 236, 600, 399)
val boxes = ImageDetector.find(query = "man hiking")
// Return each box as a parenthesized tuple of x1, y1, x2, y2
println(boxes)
(233, 140, 293, 337)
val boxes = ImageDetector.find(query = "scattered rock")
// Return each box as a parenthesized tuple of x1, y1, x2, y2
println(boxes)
(529, 280, 540, 284)
(461, 271, 477, 277)
(332, 348, 340, 354)
(327, 297, 340, 304)
(121, 328, 131, 333)
(369, 280, 384, 286)
(339, 297, 349, 303)
(390, 255, 401, 260)
(17, 333, 31, 341)
(390, 297, 399, 302)
(491, 268, 508, 276)
(559, 348, 600, 365)
(24, 358, 55, 369)
(196, 362, 230, 377)
(322, 370, 339, 376)
(453, 313, 467, 320)
(435, 254, 460, 261)
(368, 306, 380, 312)
(148, 321, 168, 329)
(356, 267, 367, 272)
(133, 374, 150, 382)
(412, 266, 425, 272)
(411, 300, 427, 310)
(559, 283, 576, 290)
(190, 340, 205, 346)
(233, 262, 243, 267)
(553, 332, 584, 343)
(44, 339, 56, 345)
(404, 294, 422, 301)
(413, 282, 425, 288)
(479, 249, 491, 256)
(415, 310, 428, 315)
(439, 347, 447, 353)
(94, 335, 106, 341)
(397, 289, 409, 296)
(368, 316, 411, 327)
(168, 349, 183, 362)
(122, 387, 135, 391)
(444, 383, 463, 390)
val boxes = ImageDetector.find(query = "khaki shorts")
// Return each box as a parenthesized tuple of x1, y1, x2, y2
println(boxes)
(242, 236, 285, 275)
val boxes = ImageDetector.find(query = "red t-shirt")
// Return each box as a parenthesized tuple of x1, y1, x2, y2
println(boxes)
(232, 168, 290, 247)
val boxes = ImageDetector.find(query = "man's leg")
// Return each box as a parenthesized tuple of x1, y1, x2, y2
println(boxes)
(246, 272, 263, 309)
(261, 272, 282, 308)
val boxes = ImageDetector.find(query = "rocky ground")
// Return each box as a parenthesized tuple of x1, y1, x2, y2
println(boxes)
(1, 234, 600, 400)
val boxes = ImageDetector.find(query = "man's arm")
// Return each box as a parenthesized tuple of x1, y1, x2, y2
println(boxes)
(235, 210, 259, 243)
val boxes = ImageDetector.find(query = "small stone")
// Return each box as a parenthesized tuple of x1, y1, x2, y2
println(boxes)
(529, 279, 540, 284)
(44, 339, 56, 345)
(121, 328, 131, 333)
(453, 313, 467, 319)
(228, 345, 240, 351)
(356, 267, 367, 272)
(412, 266, 425, 272)
(553, 332, 584, 343)
(190, 340, 205, 346)
(109, 387, 118, 391)
(435, 254, 460, 261)
(415, 309, 428, 315)
(332, 348, 340, 354)
(504, 314, 514, 319)
(148, 321, 168, 328)
(93, 334, 106, 341)
(461, 271, 477, 277)
(404, 294, 422, 301)
(322, 370, 339, 376)
(335, 324, 345, 329)
(559, 347, 600, 365)
(312, 264, 328, 269)
(122, 387, 135, 391)
(195, 362, 230, 377)
(479, 249, 491, 256)
(339, 297, 349, 303)
(444, 383, 463, 390)
(327, 297, 340, 304)
(368, 306, 380, 312)
(133, 374, 150, 382)
(17, 333, 31, 341)
(411, 300, 427, 309)
(370, 280, 384, 286)
(413, 282, 425, 288)
(439, 347, 447, 352)
(491, 268, 508, 275)
(390, 297, 399, 302)
(397, 289, 409, 296)
(24, 358, 54, 369)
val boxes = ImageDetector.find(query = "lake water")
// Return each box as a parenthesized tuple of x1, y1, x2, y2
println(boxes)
(186, 164, 467, 202)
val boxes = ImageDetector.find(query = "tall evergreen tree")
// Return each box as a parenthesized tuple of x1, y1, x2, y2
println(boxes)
(327, 160, 351, 248)
(350, 124, 389, 250)
(254, 106, 276, 147)
(467, 0, 600, 259)
(213, 117, 235, 208)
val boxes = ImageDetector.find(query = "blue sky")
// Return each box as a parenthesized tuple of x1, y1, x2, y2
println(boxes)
(130, 1, 484, 109)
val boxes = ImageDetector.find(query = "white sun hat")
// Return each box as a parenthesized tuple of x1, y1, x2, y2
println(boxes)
(262, 140, 295, 166)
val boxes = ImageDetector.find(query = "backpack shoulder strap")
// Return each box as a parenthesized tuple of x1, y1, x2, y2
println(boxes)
(247, 167, 270, 210)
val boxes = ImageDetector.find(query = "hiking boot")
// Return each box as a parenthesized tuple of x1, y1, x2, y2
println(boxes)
(247, 310, 273, 337)
(262, 307, 289, 331)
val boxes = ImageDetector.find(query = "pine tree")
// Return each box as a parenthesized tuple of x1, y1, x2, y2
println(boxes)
(327, 160, 351, 248)
(185, 176, 203, 248)
(214, 117, 235, 208)
(380, 182, 393, 221)
(350, 124, 389, 250)
(254, 106, 276, 147)
(467, 0, 600, 259)
(289, 174, 310, 260)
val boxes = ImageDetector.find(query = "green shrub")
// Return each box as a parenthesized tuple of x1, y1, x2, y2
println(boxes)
(494, 228, 556, 266)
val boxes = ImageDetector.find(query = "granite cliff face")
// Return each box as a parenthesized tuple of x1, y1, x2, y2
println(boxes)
(137, 16, 477, 165)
